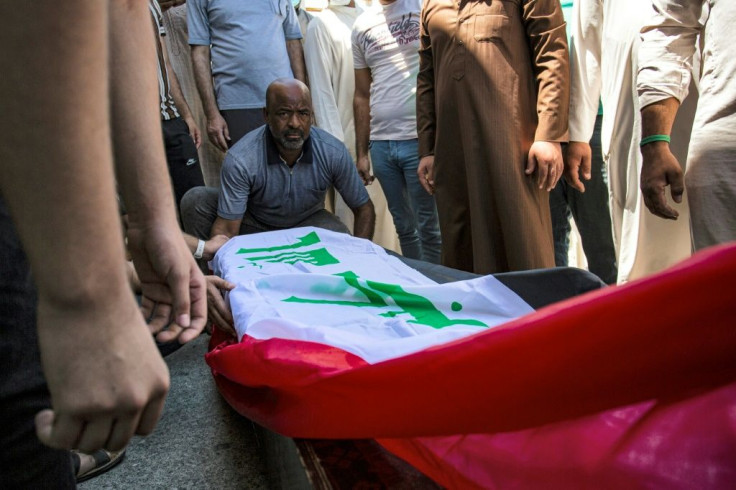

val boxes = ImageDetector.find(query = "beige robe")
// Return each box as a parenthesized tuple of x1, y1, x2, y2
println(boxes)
(417, 0, 569, 273)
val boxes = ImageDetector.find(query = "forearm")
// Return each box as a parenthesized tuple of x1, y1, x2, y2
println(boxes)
(165, 48, 194, 122)
(640, 97, 680, 138)
(110, 0, 177, 227)
(354, 93, 371, 160)
(0, 1, 131, 307)
(352, 201, 376, 240)
(191, 45, 220, 118)
(416, 17, 436, 158)
(286, 39, 307, 84)
(211, 216, 241, 239)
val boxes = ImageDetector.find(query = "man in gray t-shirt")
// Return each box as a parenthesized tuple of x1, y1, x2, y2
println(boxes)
(181, 79, 376, 242)
(188, 0, 307, 151)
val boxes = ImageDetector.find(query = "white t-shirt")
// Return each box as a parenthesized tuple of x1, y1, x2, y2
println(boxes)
(351, 0, 422, 141)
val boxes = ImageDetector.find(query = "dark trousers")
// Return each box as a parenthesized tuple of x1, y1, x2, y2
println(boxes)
(0, 197, 75, 489)
(163, 117, 205, 210)
(550, 115, 618, 285)
(220, 109, 265, 148)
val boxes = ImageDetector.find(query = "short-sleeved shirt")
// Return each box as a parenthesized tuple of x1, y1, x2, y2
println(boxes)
(218, 126, 370, 228)
(352, 0, 422, 140)
(187, 0, 302, 110)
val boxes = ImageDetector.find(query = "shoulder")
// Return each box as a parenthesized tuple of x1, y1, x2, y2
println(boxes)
(310, 127, 350, 161)
(224, 127, 268, 170)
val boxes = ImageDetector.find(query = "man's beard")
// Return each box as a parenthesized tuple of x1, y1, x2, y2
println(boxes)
(276, 130, 305, 150)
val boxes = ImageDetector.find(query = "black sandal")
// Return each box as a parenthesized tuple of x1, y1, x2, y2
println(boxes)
(72, 448, 126, 483)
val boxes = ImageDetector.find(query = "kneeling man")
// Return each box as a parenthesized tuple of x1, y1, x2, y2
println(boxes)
(183, 78, 375, 241)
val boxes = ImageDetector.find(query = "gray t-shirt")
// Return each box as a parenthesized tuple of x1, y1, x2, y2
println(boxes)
(352, 0, 422, 140)
(187, 0, 302, 110)
(218, 126, 370, 228)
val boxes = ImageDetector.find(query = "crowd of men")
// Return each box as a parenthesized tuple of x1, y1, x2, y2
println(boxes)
(1, 0, 734, 486)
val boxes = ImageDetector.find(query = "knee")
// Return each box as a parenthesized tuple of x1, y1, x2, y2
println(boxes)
(180, 186, 218, 236)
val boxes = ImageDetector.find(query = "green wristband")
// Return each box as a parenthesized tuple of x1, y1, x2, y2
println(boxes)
(640, 134, 671, 147)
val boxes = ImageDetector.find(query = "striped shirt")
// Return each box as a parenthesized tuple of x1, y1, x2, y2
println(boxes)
(150, 0, 179, 120)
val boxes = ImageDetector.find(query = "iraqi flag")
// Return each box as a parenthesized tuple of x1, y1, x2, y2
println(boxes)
(207, 228, 736, 488)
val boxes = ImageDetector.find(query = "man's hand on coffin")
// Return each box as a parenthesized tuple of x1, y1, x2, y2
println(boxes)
(526, 141, 564, 192)
(206, 275, 236, 337)
(203, 234, 230, 261)
(127, 223, 208, 344)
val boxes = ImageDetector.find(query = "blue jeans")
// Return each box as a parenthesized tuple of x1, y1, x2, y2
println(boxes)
(370, 139, 442, 264)
(550, 114, 617, 285)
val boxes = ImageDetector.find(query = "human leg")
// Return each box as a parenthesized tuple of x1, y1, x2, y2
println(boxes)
(370, 140, 422, 259)
(162, 117, 205, 210)
(0, 198, 76, 489)
(295, 209, 351, 235)
(181, 186, 219, 239)
(568, 116, 618, 284)
(549, 176, 572, 267)
(397, 139, 442, 264)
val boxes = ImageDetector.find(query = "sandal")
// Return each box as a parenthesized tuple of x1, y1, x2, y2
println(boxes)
(72, 448, 126, 483)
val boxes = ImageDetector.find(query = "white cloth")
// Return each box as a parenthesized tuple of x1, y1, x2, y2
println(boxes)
(351, 0, 422, 140)
(638, 0, 736, 250)
(304, 5, 401, 252)
(568, 0, 695, 283)
(212, 227, 533, 364)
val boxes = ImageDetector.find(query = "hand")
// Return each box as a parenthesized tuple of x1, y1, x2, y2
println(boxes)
(206, 275, 236, 338)
(526, 141, 563, 191)
(418, 155, 435, 195)
(203, 234, 229, 261)
(355, 155, 374, 186)
(564, 141, 592, 193)
(183, 115, 202, 149)
(206, 112, 230, 153)
(640, 142, 684, 219)
(126, 222, 208, 344)
(35, 294, 169, 453)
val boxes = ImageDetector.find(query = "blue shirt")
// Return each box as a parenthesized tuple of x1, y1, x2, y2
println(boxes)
(218, 126, 370, 228)
(187, 0, 302, 110)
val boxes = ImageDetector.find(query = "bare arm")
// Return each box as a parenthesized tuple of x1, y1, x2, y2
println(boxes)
(416, 6, 436, 195)
(353, 68, 374, 185)
(639, 97, 684, 220)
(351, 200, 376, 240)
(0, 0, 168, 454)
(191, 44, 230, 151)
(111, 0, 208, 344)
(183, 233, 229, 261)
(286, 38, 307, 84)
(211, 216, 243, 238)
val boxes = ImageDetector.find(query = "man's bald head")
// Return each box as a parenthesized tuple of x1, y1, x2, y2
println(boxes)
(265, 78, 311, 112)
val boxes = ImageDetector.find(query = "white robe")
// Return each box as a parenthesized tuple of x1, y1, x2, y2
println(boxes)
(638, 0, 736, 250)
(568, 0, 697, 283)
(304, 6, 400, 253)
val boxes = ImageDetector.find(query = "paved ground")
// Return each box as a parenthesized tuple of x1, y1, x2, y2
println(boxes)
(79, 335, 270, 489)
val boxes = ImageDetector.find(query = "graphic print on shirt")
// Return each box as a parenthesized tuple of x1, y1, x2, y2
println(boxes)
(356, 13, 420, 56)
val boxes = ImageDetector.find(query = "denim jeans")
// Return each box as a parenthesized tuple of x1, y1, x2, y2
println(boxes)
(550, 114, 618, 284)
(370, 139, 442, 264)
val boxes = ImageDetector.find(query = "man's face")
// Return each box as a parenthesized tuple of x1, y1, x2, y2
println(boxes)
(266, 89, 312, 152)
